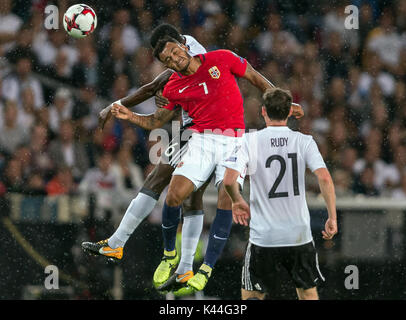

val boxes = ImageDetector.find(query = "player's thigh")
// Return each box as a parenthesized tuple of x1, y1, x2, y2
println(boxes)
(172, 133, 216, 190)
(284, 242, 325, 293)
(296, 287, 319, 300)
(143, 162, 174, 194)
(182, 173, 214, 212)
(241, 242, 271, 299)
(166, 174, 196, 206)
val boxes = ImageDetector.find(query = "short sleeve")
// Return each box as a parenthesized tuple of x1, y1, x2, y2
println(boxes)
(223, 135, 250, 174)
(218, 50, 247, 77)
(304, 138, 326, 172)
(162, 78, 178, 111)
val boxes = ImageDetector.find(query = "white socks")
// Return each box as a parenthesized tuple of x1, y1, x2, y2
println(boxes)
(108, 193, 158, 249)
(176, 213, 204, 275)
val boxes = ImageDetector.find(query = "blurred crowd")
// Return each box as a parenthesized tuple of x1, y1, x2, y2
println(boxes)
(1, 0, 406, 212)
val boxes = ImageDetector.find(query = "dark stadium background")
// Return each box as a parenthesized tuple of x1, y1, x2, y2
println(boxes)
(1, 0, 406, 300)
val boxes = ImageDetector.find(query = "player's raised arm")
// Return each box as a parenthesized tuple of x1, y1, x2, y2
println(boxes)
(111, 103, 179, 130)
(98, 69, 174, 129)
(242, 63, 304, 119)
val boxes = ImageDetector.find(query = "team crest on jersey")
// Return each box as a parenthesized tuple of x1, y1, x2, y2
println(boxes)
(208, 66, 221, 79)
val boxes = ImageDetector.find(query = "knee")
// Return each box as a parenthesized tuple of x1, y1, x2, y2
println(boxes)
(183, 193, 203, 212)
(144, 173, 168, 195)
(166, 190, 184, 207)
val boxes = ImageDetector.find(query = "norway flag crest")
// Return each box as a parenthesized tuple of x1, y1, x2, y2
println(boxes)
(209, 66, 221, 79)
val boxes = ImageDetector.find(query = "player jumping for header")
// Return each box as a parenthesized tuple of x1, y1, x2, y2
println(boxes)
(137, 37, 304, 294)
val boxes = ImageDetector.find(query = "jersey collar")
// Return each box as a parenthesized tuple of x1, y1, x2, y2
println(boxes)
(266, 126, 291, 131)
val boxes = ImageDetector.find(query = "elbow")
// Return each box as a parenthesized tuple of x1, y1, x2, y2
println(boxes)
(319, 172, 333, 185)
(315, 168, 332, 185)
(223, 176, 235, 190)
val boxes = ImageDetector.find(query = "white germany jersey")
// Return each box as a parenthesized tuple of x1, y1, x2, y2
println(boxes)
(180, 35, 207, 127)
(223, 126, 326, 247)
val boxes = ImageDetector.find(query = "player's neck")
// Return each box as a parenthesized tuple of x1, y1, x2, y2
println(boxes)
(181, 56, 202, 76)
(265, 120, 288, 127)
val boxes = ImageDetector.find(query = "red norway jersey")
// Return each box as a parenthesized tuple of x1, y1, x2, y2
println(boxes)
(162, 49, 247, 134)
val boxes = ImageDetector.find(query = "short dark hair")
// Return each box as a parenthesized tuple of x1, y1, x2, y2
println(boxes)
(263, 88, 292, 121)
(152, 36, 180, 61)
(150, 23, 183, 48)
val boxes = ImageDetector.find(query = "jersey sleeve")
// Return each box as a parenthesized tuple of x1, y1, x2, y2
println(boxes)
(161, 79, 178, 111)
(304, 138, 327, 172)
(218, 50, 247, 77)
(222, 135, 250, 174)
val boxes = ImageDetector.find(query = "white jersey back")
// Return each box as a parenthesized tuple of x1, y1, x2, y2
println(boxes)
(181, 35, 206, 127)
(224, 126, 326, 247)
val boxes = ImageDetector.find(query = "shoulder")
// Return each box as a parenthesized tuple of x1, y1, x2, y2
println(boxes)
(164, 73, 182, 91)
(291, 130, 314, 144)
(183, 34, 201, 47)
(206, 49, 233, 58)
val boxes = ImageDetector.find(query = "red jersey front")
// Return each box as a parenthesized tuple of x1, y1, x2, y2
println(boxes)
(162, 49, 247, 134)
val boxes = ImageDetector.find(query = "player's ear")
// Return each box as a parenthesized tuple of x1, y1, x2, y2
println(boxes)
(288, 106, 293, 117)
(261, 106, 267, 118)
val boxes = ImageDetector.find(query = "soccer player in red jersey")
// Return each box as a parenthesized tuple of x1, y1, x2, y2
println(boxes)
(119, 36, 303, 293)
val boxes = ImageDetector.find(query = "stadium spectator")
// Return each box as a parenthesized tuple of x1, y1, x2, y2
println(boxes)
(78, 151, 119, 220)
(0, 0, 22, 53)
(352, 164, 380, 197)
(46, 166, 76, 196)
(366, 7, 402, 75)
(48, 120, 89, 180)
(0, 100, 30, 155)
(99, 40, 133, 95)
(111, 145, 144, 206)
(391, 173, 406, 199)
(1, 54, 44, 109)
(48, 88, 73, 133)
(99, 8, 141, 56)
(2, 157, 24, 193)
(255, 12, 300, 61)
(32, 29, 78, 70)
(29, 124, 54, 178)
(71, 41, 99, 89)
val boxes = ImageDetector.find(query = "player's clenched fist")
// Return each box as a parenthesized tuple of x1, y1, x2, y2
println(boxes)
(111, 103, 132, 120)
(322, 218, 338, 240)
(291, 103, 304, 119)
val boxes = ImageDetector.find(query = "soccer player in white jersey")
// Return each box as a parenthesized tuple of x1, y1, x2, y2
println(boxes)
(223, 88, 337, 300)
(82, 24, 212, 290)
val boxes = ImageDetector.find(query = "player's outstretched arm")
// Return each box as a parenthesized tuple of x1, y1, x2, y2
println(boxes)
(223, 168, 250, 226)
(314, 168, 338, 240)
(111, 103, 179, 130)
(242, 63, 304, 119)
(98, 69, 174, 129)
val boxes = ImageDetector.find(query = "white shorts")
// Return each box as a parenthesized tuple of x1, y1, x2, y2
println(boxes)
(173, 133, 246, 190)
